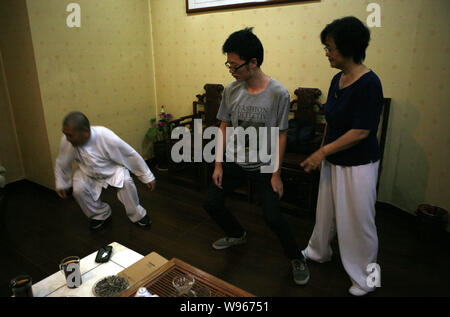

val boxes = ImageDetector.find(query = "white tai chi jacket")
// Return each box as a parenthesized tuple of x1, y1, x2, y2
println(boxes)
(55, 126, 155, 201)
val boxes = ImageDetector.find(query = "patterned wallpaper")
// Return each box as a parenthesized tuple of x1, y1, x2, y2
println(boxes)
(26, 0, 157, 164)
(0, 0, 54, 189)
(0, 50, 24, 183)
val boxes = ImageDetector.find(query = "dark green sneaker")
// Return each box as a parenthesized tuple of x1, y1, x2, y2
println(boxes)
(292, 257, 310, 285)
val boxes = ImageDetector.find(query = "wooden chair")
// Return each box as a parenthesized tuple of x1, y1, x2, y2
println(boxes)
(281, 88, 325, 216)
(169, 84, 224, 130)
(168, 83, 253, 201)
(167, 84, 224, 190)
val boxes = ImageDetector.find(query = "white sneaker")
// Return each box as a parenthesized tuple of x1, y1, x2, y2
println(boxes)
(301, 249, 332, 263)
(301, 249, 308, 260)
(348, 285, 369, 297)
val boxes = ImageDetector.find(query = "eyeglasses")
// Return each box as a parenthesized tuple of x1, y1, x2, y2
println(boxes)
(224, 61, 248, 72)
(324, 46, 337, 54)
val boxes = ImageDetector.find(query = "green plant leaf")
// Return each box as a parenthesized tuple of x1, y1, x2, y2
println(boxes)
(146, 128, 158, 139)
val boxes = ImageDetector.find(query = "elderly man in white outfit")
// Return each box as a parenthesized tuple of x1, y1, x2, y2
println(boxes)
(55, 112, 156, 230)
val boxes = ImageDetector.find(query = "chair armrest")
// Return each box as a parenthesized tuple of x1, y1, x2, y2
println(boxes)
(169, 114, 198, 128)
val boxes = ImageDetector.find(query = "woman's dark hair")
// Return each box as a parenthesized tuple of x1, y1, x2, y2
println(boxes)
(320, 16, 370, 64)
(222, 27, 264, 67)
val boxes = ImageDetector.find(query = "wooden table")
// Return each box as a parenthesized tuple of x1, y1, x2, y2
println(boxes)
(32, 242, 144, 297)
(120, 258, 254, 297)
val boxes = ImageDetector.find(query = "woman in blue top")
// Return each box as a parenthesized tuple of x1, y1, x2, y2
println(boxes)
(300, 17, 383, 296)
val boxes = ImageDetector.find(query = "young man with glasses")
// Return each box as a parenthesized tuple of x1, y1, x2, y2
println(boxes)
(203, 27, 310, 286)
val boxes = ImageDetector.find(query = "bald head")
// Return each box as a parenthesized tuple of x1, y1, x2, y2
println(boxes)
(62, 112, 91, 147)
(63, 111, 90, 131)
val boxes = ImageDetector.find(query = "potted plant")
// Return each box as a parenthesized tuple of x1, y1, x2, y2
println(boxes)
(146, 106, 173, 171)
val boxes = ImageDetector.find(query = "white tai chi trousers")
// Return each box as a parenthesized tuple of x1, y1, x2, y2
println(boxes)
(303, 160, 379, 293)
(72, 169, 147, 223)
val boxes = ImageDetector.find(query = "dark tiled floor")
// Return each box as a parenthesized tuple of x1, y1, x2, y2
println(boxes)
(1, 171, 449, 297)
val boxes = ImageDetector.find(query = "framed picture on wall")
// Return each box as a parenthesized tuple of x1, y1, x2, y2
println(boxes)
(186, 0, 309, 13)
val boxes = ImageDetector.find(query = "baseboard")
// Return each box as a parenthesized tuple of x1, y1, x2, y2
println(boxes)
(4, 179, 56, 196)
(376, 200, 450, 233)
(375, 201, 413, 216)
(5, 176, 25, 186)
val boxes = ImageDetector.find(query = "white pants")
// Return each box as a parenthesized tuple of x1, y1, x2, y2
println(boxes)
(303, 160, 379, 292)
(72, 169, 147, 223)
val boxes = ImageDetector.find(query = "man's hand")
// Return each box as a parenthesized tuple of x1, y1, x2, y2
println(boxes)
(146, 180, 156, 191)
(212, 165, 223, 189)
(56, 189, 67, 199)
(271, 173, 283, 199)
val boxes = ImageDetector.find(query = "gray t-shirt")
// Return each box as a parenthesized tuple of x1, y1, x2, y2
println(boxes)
(217, 78, 290, 171)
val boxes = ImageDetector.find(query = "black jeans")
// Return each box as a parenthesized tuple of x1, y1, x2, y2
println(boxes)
(203, 162, 302, 260)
